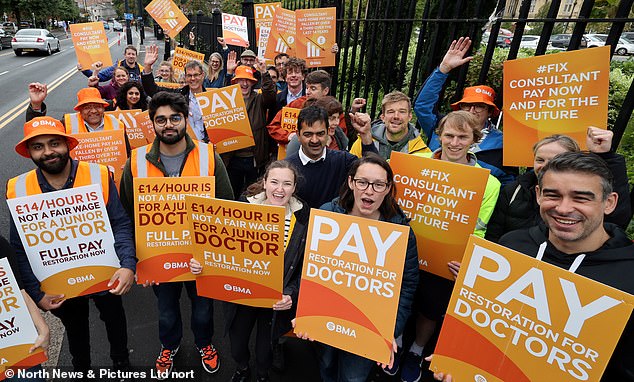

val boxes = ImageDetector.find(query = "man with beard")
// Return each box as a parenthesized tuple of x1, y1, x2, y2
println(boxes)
(119, 91, 233, 379)
(142, 45, 210, 143)
(6, 116, 136, 373)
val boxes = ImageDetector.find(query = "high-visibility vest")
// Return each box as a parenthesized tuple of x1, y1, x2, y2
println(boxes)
(130, 140, 215, 178)
(6, 161, 110, 203)
(64, 113, 121, 134)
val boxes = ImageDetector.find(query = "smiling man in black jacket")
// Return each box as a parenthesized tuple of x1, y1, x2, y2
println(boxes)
(498, 152, 634, 382)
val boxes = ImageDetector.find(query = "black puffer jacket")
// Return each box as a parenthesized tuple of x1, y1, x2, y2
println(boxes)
(486, 152, 632, 243)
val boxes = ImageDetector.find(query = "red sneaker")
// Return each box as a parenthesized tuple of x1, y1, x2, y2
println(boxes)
(198, 344, 220, 374)
(155, 346, 179, 380)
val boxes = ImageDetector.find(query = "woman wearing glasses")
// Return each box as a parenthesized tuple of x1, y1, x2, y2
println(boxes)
(299, 153, 419, 382)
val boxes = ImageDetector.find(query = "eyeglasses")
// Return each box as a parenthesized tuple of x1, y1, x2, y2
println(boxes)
(154, 114, 183, 127)
(352, 178, 389, 192)
(459, 103, 488, 113)
(185, 72, 203, 79)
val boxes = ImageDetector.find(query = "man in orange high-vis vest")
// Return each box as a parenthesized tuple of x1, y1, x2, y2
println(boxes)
(6, 116, 136, 373)
(119, 91, 233, 380)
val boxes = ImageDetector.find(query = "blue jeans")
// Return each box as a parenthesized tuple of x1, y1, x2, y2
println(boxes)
(318, 344, 374, 382)
(152, 281, 214, 349)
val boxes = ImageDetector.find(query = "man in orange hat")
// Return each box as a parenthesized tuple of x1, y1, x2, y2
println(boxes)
(6, 116, 136, 373)
(223, 52, 277, 196)
(413, 37, 517, 186)
(26, 83, 124, 134)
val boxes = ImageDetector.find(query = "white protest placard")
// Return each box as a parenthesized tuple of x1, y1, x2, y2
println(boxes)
(7, 184, 120, 298)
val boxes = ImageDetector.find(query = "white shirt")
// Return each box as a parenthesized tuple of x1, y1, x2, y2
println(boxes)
(298, 146, 326, 165)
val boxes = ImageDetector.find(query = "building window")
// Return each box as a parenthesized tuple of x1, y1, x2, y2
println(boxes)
(529, 0, 537, 14)
(563, 0, 574, 13)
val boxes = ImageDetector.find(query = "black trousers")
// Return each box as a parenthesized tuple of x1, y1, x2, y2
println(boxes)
(51, 293, 128, 370)
(229, 305, 273, 377)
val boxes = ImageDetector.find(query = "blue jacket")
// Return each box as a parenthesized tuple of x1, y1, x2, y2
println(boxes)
(82, 59, 144, 83)
(413, 67, 517, 186)
(319, 198, 419, 338)
(9, 160, 136, 303)
(203, 47, 230, 89)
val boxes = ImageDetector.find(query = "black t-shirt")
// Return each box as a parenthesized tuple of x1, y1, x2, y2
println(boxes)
(0, 235, 24, 290)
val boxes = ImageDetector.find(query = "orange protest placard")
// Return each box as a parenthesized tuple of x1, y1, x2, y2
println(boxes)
(195, 85, 255, 153)
(390, 152, 489, 279)
(157, 82, 182, 89)
(296, 8, 336, 68)
(6, 184, 121, 298)
(133, 177, 215, 284)
(430, 236, 634, 382)
(105, 109, 146, 149)
(254, 2, 281, 47)
(145, 0, 189, 38)
(503, 47, 610, 166)
(70, 22, 112, 69)
(294, 209, 410, 364)
(132, 110, 157, 144)
(280, 107, 299, 134)
(222, 13, 249, 47)
(265, 7, 296, 60)
(172, 47, 205, 80)
(70, 129, 127, 189)
(0, 258, 47, 376)
(187, 196, 285, 308)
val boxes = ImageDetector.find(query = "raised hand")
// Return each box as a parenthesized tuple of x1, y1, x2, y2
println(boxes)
(226, 50, 238, 74)
(255, 57, 267, 73)
(143, 44, 159, 72)
(28, 82, 48, 109)
(586, 126, 613, 153)
(439, 37, 473, 74)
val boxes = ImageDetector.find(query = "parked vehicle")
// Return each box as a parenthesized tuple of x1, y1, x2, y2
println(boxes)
(496, 35, 512, 48)
(620, 32, 634, 42)
(586, 33, 634, 55)
(519, 35, 553, 49)
(113, 21, 123, 32)
(584, 34, 606, 48)
(0, 28, 13, 49)
(2, 22, 18, 33)
(11, 28, 60, 56)
(102, 21, 110, 30)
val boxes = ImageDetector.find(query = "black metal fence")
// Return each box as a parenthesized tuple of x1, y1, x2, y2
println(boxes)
(178, 0, 634, 150)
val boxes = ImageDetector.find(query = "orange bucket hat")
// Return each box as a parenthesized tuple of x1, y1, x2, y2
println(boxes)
(15, 117, 79, 158)
(450, 85, 500, 117)
(74, 87, 109, 111)
(231, 65, 258, 84)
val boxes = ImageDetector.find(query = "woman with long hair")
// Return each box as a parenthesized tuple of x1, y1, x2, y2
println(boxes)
(190, 160, 310, 382)
(297, 153, 419, 382)
(114, 81, 148, 111)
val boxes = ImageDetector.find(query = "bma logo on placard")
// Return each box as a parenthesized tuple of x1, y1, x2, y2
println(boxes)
(67, 274, 95, 285)
(326, 321, 356, 338)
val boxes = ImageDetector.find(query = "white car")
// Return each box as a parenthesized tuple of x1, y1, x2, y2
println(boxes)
(584, 34, 606, 48)
(519, 35, 553, 49)
(11, 28, 60, 56)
